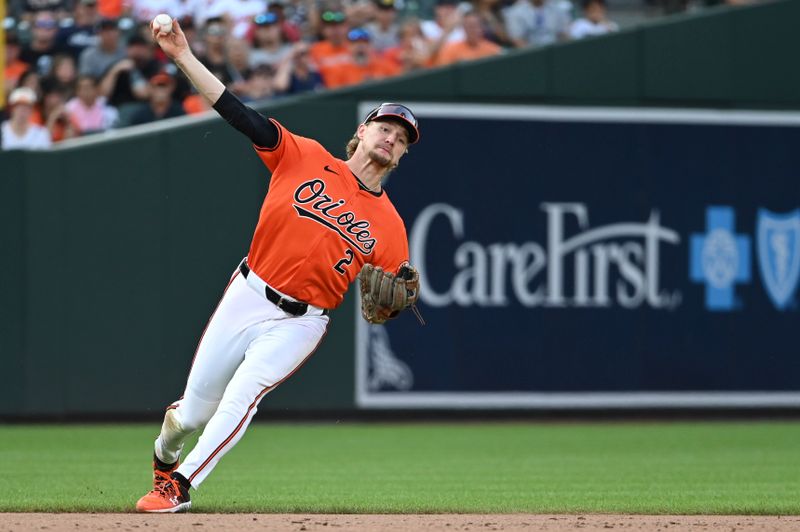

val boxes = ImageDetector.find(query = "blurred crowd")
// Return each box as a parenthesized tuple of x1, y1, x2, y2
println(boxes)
(0, 0, 748, 150)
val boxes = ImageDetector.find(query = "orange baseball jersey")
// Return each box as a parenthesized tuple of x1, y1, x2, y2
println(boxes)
(324, 53, 402, 89)
(309, 41, 353, 88)
(434, 39, 502, 66)
(248, 119, 409, 310)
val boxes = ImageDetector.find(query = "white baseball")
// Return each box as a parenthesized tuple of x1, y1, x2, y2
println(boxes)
(152, 14, 173, 35)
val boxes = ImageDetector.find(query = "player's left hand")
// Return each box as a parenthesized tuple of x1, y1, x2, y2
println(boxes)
(358, 262, 420, 324)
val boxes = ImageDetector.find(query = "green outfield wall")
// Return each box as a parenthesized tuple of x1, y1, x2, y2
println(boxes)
(0, 0, 796, 417)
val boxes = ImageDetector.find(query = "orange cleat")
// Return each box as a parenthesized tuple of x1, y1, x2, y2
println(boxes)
(135, 474, 191, 513)
(151, 455, 179, 490)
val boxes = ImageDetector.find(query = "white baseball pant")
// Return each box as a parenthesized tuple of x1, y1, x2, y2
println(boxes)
(153, 261, 329, 488)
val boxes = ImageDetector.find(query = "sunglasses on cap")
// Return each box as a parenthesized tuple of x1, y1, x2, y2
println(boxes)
(321, 10, 346, 23)
(364, 103, 419, 144)
(34, 19, 58, 29)
(347, 28, 370, 42)
(206, 24, 225, 36)
(254, 12, 278, 25)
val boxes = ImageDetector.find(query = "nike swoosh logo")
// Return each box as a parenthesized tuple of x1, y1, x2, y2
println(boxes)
(323, 165, 339, 175)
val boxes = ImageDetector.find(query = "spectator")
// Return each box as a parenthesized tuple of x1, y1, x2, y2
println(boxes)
(325, 27, 400, 88)
(384, 17, 433, 73)
(342, 1, 374, 29)
(266, 0, 303, 43)
(226, 38, 253, 96)
(502, 0, 572, 48)
(16, 69, 44, 97)
(198, 17, 239, 87)
(434, 10, 501, 65)
(65, 74, 119, 134)
(101, 33, 162, 107)
(248, 12, 292, 70)
(473, 0, 513, 46)
(16, 70, 45, 124)
(176, 16, 206, 57)
(129, 72, 185, 125)
(241, 63, 275, 101)
(277, 0, 313, 40)
(1, 87, 52, 150)
(40, 85, 78, 142)
(228, 0, 270, 39)
(79, 17, 126, 78)
(42, 53, 78, 95)
(273, 41, 324, 95)
(309, 8, 352, 88)
(227, 38, 252, 72)
(569, 0, 618, 39)
(56, 0, 101, 59)
(4, 33, 30, 96)
(364, 0, 400, 53)
(420, 0, 465, 44)
(20, 11, 65, 75)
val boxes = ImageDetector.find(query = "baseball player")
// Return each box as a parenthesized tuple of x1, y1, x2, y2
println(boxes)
(135, 17, 421, 513)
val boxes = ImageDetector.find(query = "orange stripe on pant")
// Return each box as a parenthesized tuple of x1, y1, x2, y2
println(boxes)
(185, 325, 329, 486)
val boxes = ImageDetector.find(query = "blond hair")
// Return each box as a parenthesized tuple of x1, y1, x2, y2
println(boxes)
(345, 132, 360, 159)
(345, 123, 408, 168)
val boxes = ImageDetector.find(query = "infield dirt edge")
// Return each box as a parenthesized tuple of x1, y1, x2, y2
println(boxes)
(2, 513, 800, 531)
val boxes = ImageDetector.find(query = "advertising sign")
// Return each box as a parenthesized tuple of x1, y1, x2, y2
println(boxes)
(356, 104, 800, 409)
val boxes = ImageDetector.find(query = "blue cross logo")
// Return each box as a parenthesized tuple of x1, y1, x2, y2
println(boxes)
(690, 207, 751, 311)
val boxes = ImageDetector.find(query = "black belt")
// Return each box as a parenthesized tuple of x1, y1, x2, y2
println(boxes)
(240, 262, 328, 316)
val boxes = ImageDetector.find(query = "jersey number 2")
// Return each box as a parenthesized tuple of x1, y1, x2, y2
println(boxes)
(334, 249, 355, 275)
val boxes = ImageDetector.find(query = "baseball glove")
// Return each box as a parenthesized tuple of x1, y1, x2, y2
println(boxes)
(358, 262, 420, 324)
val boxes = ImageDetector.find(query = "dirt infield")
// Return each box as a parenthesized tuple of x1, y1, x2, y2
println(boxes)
(1, 514, 799, 531)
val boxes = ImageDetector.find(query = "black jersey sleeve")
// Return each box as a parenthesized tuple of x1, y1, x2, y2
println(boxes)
(212, 90, 279, 149)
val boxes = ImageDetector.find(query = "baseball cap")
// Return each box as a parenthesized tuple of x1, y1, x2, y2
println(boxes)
(364, 102, 419, 144)
(150, 72, 174, 86)
(347, 28, 370, 42)
(127, 33, 148, 46)
(98, 17, 119, 29)
(8, 87, 38, 106)
(374, 0, 396, 9)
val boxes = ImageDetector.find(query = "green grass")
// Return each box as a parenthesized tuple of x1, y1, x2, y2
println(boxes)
(0, 422, 798, 513)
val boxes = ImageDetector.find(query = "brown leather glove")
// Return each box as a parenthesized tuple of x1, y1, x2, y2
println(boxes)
(358, 262, 420, 324)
